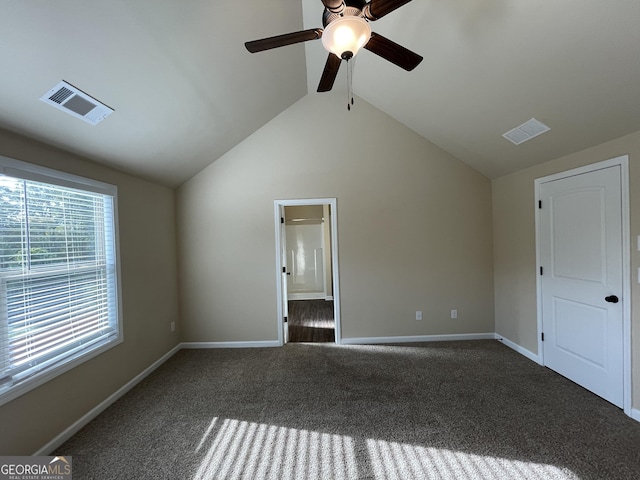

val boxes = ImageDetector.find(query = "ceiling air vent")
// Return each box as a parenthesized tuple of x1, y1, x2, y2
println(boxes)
(502, 118, 550, 145)
(39, 81, 114, 126)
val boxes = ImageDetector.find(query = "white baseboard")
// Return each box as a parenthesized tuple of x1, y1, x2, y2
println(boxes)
(340, 333, 495, 345)
(34, 343, 182, 455)
(180, 340, 280, 349)
(631, 408, 640, 423)
(494, 333, 542, 365)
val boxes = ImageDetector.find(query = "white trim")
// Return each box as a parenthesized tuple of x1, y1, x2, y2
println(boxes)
(320, 206, 329, 301)
(534, 177, 544, 370)
(33, 344, 181, 455)
(0, 154, 116, 196)
(325, 295, 334, 301)
(274, 202, 284, 346)
(180, 341, 280, 349)
(620, 158, 632, 415)
(276, 203, 288, 345)
(274, 198, 342, 345)
(494, 333, 542, 365)
(619, 159, 632, 416)
(534, 155, 631, 415)
(631, 408, 640, 423)
(340, 333, 495, 345)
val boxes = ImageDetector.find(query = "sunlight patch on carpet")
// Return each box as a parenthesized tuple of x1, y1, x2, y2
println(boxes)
(366, 439, 579, 480)
(193, 418, 357, 480)
(193, 417, 579, 480)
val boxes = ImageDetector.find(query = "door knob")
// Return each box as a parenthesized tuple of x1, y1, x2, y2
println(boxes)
(605, 295, 619, 303)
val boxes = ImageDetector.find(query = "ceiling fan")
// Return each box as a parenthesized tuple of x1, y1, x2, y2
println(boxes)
(244, 0, 423, 94)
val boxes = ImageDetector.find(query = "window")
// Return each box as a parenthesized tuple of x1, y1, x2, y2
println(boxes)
(0, 156, 121, 405)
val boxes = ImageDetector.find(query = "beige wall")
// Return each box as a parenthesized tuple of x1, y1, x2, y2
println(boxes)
(492, 129, 640, 409)
(0, 129, 180, 454)
(177, 93, 494, 342)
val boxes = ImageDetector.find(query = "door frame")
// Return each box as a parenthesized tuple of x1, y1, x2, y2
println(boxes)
(534, 155, 631, 415)
(274, 198, 341, 345)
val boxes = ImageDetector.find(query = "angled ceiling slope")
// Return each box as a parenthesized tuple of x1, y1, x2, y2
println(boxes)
(0, 0, 308, 187)
(302, 0, 640, 178)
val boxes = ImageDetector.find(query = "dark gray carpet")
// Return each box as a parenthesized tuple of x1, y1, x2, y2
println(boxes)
(56, 341, 640, 479)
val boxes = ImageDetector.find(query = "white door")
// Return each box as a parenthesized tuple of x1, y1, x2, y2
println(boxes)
(539, 165, 623, 407)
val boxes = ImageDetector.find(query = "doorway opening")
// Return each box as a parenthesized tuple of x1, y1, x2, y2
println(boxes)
(274, 199, 341, 345)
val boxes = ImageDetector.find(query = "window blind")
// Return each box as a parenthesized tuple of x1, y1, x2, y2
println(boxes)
(0, 171, 119, 398)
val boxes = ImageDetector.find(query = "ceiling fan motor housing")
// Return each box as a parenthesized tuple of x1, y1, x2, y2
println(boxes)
(323, 2, 368, 27)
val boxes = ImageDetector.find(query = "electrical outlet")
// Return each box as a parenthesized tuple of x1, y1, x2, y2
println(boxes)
(450, 309, 458, 319)
(415, 311, 423, 321)
(170, 321, 176, 332)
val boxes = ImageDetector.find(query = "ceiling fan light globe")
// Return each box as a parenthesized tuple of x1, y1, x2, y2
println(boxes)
(321, 16, 371, 58)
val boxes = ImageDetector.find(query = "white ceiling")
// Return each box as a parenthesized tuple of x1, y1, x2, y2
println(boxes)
(1, 0, 639, 187)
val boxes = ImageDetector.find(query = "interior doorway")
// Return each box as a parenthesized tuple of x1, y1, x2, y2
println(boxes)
(274, 199, 341, 345)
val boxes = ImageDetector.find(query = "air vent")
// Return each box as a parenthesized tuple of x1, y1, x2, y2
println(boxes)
(39, 81, 114, 126)
(502, 118, 550, 145)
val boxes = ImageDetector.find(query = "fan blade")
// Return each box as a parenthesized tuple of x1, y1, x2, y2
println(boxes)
(245, 29, 323, 53)
(364, 0, 412, 20)
(317, 53, 342, 92)
(364, 32, 423, 71)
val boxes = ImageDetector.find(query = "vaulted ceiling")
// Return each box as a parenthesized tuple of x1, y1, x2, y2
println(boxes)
(1, 0, 639, 187)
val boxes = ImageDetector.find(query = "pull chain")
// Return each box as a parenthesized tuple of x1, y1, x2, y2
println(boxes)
(341, 51, 355, 111)
(347, 57, 354, 111)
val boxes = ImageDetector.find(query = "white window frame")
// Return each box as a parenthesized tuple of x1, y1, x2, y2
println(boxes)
(0, 155, 123, 407)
